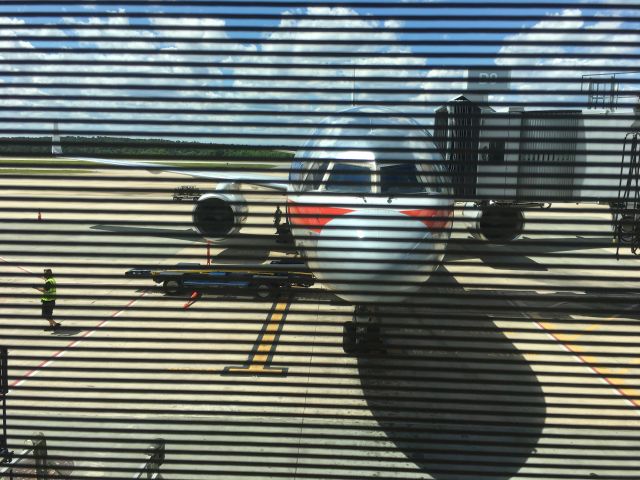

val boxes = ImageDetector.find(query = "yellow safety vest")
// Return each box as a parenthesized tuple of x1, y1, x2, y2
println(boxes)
(41, 278, 57, 302)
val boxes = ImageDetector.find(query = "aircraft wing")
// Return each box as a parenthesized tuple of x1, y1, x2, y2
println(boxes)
(63, 155, 290, 192)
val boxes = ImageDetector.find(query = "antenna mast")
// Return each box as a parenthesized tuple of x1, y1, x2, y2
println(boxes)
(351, 68, 356, 107)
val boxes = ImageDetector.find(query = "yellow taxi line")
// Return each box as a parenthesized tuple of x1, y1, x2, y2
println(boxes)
(225, 299, 290, 375)
(534, 318, 640, 409)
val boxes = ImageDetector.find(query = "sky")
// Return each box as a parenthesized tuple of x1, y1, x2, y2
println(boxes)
(0, 0, 637, 146)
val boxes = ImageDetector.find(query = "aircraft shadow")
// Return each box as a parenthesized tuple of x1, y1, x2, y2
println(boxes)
(91, 224, 206, 243)
(452, 236, 614, 257)
(91, 225, 296, 255)
(357, 269, 546, 479)
(476, 253, 547, 271)
(445, 236, 614, 272)
(213, 245, 273, 265)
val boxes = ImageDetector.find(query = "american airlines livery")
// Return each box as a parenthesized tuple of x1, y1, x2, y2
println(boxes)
(51, 100, 638, 352)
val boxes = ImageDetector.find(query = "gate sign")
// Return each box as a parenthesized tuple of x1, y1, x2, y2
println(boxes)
(468, 69, 511, 92)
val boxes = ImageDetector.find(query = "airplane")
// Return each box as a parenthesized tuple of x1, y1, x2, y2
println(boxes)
(52, 106, 456, 284)
(50, 101, 633, 353)
(50, 107, 462, 350)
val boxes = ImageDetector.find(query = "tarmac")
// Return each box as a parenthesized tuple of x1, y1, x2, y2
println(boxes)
(1, 166, 639, 479)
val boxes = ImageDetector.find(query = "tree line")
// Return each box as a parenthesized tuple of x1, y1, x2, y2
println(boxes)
(0, 136, 294, 160)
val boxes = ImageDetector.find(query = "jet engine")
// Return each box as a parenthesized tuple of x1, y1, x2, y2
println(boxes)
(192, 182, 247, 241)
(462, 202, 525, 243)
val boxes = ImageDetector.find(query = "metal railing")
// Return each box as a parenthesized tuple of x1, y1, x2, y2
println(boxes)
(0, 433, 75, 480)
(133, 439, 165, 480)
(0, 347, 7, 465)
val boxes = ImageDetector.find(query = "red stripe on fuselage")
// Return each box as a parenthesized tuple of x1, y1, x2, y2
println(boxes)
(400, 208, 453, 230)
(288, 202, 354, 233)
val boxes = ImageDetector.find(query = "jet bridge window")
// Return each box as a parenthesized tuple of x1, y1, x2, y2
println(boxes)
(325, 164, 372, 193)
(380, 163, 423, 194)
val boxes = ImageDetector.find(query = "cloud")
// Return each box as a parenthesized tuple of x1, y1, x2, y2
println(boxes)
(224, 6, 434, 139)
(494, 8, 640, 109)
(7, 5, 636, 145)
(0, 11, 241, 138)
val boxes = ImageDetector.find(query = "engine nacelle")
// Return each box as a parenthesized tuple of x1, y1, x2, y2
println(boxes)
(462, 202, 525, 243)
(192, 183, 247, 241)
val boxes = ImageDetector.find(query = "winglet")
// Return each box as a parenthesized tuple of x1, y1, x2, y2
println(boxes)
(51, 121, 62, 156)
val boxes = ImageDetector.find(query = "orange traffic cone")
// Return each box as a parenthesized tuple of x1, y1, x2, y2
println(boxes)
(183, 291, 201, 309)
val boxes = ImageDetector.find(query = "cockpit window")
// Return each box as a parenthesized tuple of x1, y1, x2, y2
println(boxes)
(325, 164, 372, 193)
(310, 160, 330, 190)
(380, 163, 423, 194)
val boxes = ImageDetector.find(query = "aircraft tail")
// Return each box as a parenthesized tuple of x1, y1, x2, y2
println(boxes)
(51, 121, 62, 156)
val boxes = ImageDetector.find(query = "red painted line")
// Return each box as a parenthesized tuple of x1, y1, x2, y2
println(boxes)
(2, 256, 148, 390)
(8, 291, 147, 391)
(533, 320, 640, 411)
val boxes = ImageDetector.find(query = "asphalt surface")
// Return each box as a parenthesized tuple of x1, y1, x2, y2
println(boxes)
(1, 168, 639, 479)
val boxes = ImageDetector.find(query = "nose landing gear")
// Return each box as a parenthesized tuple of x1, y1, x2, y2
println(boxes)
(343, 305, 386, 355)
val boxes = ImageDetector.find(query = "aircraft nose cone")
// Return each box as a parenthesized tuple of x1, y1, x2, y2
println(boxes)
(315, 209, 444, 304)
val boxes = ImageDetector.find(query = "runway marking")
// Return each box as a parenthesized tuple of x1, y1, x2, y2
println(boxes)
(7, 291, 147, 392)
(224, 298, 290, 376)
(533, 305, 640, 410)
(545, 321, 605, 343)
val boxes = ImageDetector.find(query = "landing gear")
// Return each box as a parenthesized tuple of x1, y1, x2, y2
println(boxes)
(342, 321, 356, 353)
(342, 305, 386, 355)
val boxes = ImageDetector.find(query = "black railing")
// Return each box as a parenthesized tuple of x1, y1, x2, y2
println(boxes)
(0, 347, 7, 465)
(614, 131, 640, 257)
(134, 439, 165, 480)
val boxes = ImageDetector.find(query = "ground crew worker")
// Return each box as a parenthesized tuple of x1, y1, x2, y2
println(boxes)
(37, 268, 60, 331)
(274, 205, 282, 227)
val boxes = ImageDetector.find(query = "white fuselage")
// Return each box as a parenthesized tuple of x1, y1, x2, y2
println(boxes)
(282, 106, 454, 304)
(287, 193, 452, 304)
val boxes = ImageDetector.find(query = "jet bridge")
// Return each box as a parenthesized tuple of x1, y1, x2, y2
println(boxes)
(436, 95, 638, 202)
(434, 94, 640, 249)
